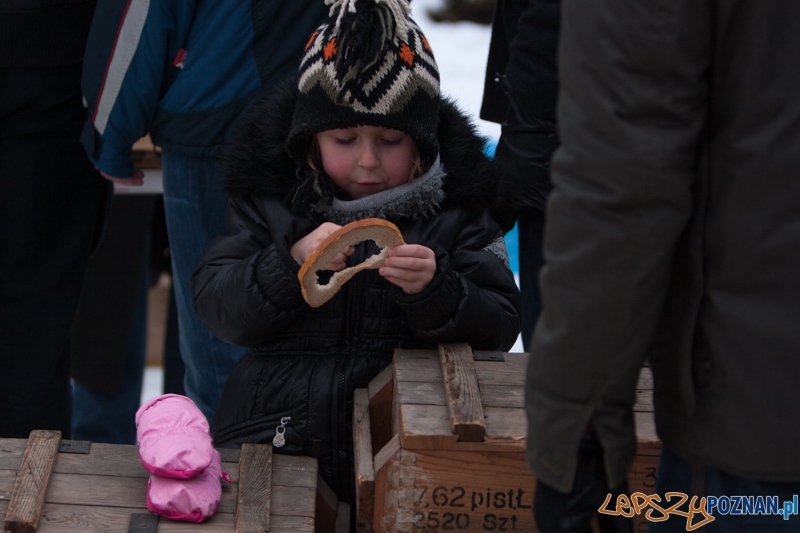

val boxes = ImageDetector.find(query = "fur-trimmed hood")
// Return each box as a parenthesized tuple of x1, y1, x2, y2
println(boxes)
(222, 78, 499, 212)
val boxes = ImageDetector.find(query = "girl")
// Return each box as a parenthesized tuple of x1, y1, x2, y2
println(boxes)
(190, 0, 521, 506)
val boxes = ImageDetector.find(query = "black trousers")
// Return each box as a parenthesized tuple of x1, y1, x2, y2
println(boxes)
(535, 432, 633, 533)
(0, 62, 110, 438)
(517, 206, 546, 351)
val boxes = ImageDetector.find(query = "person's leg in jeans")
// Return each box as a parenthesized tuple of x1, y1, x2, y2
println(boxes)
(650, 447, 800, 532)
(0, 63, 109, 438)
(161, 151, 248, 421)
(517, 206, 546, 351)
(162, 288, 186, 396)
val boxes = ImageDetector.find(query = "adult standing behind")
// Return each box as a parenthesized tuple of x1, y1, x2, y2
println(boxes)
(480, 0, 560, 351)
(80, 0, 329, 421)
(527, 1, 800, 531)
(483, 4, 632, 531)
(0, 0, 109, 438)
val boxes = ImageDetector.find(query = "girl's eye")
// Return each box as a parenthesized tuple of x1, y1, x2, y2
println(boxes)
(381, 138, 402, 145)
(335, 137, 355, 145)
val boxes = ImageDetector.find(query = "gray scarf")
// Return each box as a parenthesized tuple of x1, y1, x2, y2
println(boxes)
(311, 156, 446, 224)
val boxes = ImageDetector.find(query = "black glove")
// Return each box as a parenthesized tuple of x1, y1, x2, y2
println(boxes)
(490, 75, 558, 233)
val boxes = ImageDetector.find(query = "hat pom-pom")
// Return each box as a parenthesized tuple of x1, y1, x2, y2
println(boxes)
(326, 0, 413, 100)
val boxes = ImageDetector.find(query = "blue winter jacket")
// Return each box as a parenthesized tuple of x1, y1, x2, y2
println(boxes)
(80, 0, 327, 178)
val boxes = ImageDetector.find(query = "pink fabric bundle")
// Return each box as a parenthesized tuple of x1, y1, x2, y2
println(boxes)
(136, 394, 214, 478)
(136, 394, 229, 522)
(146, 449, 230, 522)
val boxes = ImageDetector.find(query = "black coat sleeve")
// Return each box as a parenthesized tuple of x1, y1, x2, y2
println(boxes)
(482, 0, 562, 230)
(190, 195, 313, 347)
(393, 209, 521, 351)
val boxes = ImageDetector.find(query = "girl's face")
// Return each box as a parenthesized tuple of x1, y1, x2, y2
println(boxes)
(316, 126, 416, 200)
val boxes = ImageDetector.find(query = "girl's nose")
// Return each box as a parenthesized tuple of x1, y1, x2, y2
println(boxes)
(358, 141, 379, 168)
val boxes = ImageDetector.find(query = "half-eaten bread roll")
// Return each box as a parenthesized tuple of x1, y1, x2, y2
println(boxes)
(298, 218, 405, 307)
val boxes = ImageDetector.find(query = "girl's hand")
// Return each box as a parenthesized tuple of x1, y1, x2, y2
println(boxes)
(290, 222, 354, 271)
(379, 244, 436, 294)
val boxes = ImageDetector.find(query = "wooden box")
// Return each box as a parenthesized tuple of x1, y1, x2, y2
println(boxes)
(353, 344, 660, 533)
(1, 432, 348, 533)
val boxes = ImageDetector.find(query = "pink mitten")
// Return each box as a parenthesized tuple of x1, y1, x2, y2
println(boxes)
(146, 449, 231, 522)
(136, 394, 214, 478)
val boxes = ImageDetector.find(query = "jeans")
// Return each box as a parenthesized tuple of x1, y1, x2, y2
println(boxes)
(650, 447, 800, 532)
(0, 63, 109, 438)
(161, 151, 248, 421)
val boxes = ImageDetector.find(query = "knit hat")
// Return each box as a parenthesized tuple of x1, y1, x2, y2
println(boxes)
(286, 0, 441, 168)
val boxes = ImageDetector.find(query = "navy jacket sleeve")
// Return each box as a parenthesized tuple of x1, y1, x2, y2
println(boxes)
(80, 0, 195, 177)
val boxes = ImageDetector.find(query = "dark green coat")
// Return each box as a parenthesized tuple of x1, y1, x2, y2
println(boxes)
(527, 0, 800, 492)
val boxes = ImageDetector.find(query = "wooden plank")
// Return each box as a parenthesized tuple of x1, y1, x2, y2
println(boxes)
(397, 382, 524, 410)
(438, 343, 486, 442)
(368, 365, 395, 455)
(0, 440, 28, 472)
(1, 440, 244, 483)
(49, 443, 145, 478)
(372, 436, 402, 533)
(393, 350, 441, 383)
(335, 502, 350, 533)
(44, 472, 153, 510)
(314, 476, 338, 533)
(131, 136, 161, 170)
(399, 404, 528, 452)
(271, 455, 319, 489)
(473, 353, 528, 386)
(636, 366, 653, 390)
(634, 412, 661, 454)
(4, 429, 61, 533)
(7, 468, 304, 516)
(235, 443, 272, 533)
(417, 402, 646, 453)
(399, 404, 458, 450)
(29, 503, 233, 533)
(634, 366, 654, 412)
(367, 364, 394, 399)
(353, 389, 375, 533)
(0, 439, 322, 532)
(389, 448, 537, 533)
(4, 501, 314, 533)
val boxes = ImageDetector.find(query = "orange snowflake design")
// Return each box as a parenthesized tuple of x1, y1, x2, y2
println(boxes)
(305, 31, 319, 51)
(399, 43, 415, 65)
(420, 34, 432, 54)
(324, 38, 338, 61)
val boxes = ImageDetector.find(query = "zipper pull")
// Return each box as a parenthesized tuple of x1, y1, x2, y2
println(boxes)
(272, 416, 291, 448)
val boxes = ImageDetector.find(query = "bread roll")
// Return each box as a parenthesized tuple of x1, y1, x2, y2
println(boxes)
(298, 218, 405, 307)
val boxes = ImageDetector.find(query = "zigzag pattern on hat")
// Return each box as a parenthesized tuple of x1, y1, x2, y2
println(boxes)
(298, 2, 439, 115)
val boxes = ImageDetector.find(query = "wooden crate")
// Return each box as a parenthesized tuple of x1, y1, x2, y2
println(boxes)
(0, 431, 348, 533)
(353, 344, 661, 533)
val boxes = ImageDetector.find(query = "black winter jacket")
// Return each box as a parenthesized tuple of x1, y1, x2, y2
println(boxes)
(191, 83, 521, 502)
(481, 0, 561, 228)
